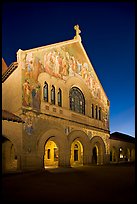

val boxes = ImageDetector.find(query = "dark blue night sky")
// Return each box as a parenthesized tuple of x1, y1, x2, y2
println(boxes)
(2, 2, 135, 136)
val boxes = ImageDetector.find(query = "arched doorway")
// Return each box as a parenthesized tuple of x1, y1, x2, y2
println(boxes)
(92, 146, 98, 164)
(126, 148, 131, 162)
(119, 147, 124, 162)
(2, 138, 17, 172)
(91, 136, 106, 165)
(110, 146, 117, 162)
(70, 140, 83, 167)
(44, 140, 59, 168)
(131, 148, 135, 161)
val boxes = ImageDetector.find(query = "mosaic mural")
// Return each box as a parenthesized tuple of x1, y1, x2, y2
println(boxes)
(20, 42, 108, 112)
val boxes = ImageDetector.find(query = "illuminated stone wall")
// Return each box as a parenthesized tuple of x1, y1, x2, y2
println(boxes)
(2, 120, 23, 172)
(2, 63, 22, 113)
(3, 32, 112, 171)
(110, 139, 135, 162)
(17, 36, 110, 130)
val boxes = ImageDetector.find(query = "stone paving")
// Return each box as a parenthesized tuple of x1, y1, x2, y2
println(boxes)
(1, 163, 135, 203)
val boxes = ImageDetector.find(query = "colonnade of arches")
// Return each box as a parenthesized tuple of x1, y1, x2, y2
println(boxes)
(110, 146, 135, 163)
(2, 130, 135, 173)
(38, 130, 107, 168)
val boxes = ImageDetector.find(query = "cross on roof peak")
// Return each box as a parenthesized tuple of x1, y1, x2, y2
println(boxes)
(74, 24, 81, 41)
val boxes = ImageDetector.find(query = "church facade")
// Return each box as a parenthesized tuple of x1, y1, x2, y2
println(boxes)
(2, 25, 134, 173)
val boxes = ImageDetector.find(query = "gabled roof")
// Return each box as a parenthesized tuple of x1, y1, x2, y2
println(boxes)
(17, 25, 109, 106)
(2, 61, 18, 83)
(2, 110, 24, 123)
(110, 132, 135, 143)
(2, 58, 8, 75)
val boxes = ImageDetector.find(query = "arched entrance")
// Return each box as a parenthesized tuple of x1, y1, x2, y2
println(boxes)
(70, 140, 83, 167)
(44, 140, 59, 168)
(131, 148, 135, 161)
(126, 148, 131, 162)
(91, 136, 106, 165)
(119, 147, 124, 162)
(92, 146, 98, 164)
(110, 146, 117, 162)
(2, 137, 17, 172)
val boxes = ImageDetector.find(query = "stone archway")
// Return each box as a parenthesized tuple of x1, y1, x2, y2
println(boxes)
(70, 139, 83, 167)
(90, 136, 106, 165)
(68, 130, 91, 166)
(44, 139, 59, 168)
(92, 146, 98, 164)
(2, 121, 22, 172)
(131, 148, 135, 161)
(37, 128, 70, 168)
(110, 146, 117, 162)
(126, 148, 131, 162)
(2, 136, 17, 173)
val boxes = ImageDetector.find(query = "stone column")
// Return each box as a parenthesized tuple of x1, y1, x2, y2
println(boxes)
(17, 155, 21, 171)
(58, 148, 71, 167)
(104, 153, 110, 164)
(83, 154, 91, 165)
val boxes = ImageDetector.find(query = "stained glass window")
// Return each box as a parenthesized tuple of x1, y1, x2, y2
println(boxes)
(51, 85, 55, 105)
(69, 87, 85, 114)
(43, 82, 48, 102)
(95, 105, 98, 119)
(99, 107, 101, 120)
(58, 88, 62, 107)
(92, 104, 94, 118)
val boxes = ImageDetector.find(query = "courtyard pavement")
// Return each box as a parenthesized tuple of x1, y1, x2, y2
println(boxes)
(1, 163, 135, 203)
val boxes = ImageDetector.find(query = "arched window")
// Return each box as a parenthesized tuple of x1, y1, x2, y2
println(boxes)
(99, 107, 101, 120)
(58, 88, 62, 107)
(43, 82, 48, 102)
(51, 85, 55, 105)
(95, 105, 98, 119)
(92, 104, 94, 118)
(69, 87, 85, 114)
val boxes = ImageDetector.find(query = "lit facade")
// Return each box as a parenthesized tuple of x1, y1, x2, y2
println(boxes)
(2, 25, 134, 173)
(110, 132, 135, 163)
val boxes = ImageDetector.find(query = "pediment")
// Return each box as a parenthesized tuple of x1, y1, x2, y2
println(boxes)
(18, 37, 109, 108)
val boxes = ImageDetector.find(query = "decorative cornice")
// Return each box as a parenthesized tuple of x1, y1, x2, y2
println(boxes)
(22, 108, 110, 134)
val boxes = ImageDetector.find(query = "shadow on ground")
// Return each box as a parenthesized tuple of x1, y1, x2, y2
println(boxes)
(2, 163, 135, 203)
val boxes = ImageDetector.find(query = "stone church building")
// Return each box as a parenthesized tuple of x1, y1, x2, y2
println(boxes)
(2, 25, 135, 173)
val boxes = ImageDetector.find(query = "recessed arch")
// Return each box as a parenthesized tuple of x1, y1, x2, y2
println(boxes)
(68, 130, 91, 165)
(70, 139, 83, 167)
(44, 139, 59, 168)
(43, 81, 48, 102)
(69, 87, 85, 114)
(90, 136, 106, 165)
(37, 128, 69, 167)
(110, 146, 117, 162)
(66, 76, 91, 99)
(2, 136, 17, 172)
(126, 148, 131, 162)
(119, 147, 124, 161)
(92, 146, 98, 164)
(131, 148, 135, 161)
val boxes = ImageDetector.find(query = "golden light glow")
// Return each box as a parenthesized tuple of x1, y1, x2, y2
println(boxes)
(70, 140, 83, 167)
(44, 140, 58, 167)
